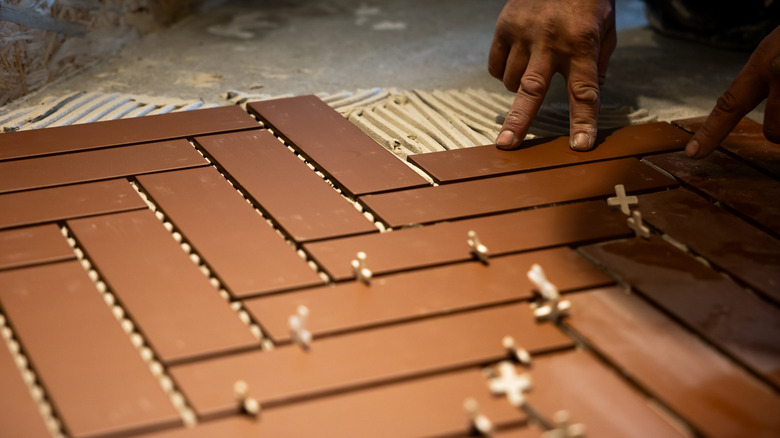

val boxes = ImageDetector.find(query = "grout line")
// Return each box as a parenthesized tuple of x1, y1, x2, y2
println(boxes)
(60, 224, 200, 427)
(127, 179, 273, 350)
(0, 312, 65, 438)
(186, 138, 333, 284)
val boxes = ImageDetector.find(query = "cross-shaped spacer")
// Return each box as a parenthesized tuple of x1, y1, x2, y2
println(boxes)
(607, 184, 639, 215)
(488, 361, 532, 407)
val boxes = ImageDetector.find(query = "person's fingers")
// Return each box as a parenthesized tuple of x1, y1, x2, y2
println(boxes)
(488, 34, 511, 80)
(763, 55, 780, 143)
(496, 52, 555, 150)
(597, 25, 617, 87)
(502, 44, 530, 92)
(686, 56, 770, 158)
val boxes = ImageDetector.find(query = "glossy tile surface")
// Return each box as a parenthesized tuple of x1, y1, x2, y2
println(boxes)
(0, 105, 258, 161)
(0, 139, 208, 193)
(195, 130, 377, 242)
(0, 179, 147, 230)
(137, 166, 323, 297)
(68, 210, 258, 363)
(568, 287, 780, 438)
(248, 95, 429, 196)
(0, 261, 181, 437)
(409, 122, 690, 183)
(0, 224, 74, 270)
(361, 158, 676, 227)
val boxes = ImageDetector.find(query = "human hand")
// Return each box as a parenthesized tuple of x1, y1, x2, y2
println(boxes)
(686, 26, 780, 158)
(489, 0, 616, 151)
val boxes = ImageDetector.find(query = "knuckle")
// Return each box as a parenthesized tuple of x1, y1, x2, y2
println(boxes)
(570, 81, 600, 103)
(520, 74, 548, 97)
(503, 109, 528, 130)
(715, 90, 742, 115)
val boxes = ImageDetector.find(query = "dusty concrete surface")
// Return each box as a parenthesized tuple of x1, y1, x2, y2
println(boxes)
(3, 0, 764, 123)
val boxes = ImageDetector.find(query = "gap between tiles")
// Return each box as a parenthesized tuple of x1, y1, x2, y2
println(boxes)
(0, 312, 65, 438)
(59, 223, 199, 428)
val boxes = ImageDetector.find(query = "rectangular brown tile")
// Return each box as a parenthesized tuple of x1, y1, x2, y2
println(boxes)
(0, 322, 51, 438)
(567, 287, 780, 438)
(245, 247, 612, 343)
(0, 224, 74, 270)
(195, 130, 377, 243)
(247, 95, 429, 196)
(0, 105, 258, 161)
(527, 350, 687, 437)
(170, 303, 573, 419)
(137, 368, 525, 438)
(137, 167, 323, 298)
(409, 122, 691, 183)
(361, 158, 676, 227)
(305, 200, 631, 280)
(68, 210, 258, 364)
(581, 236, 780, 388)
(0, 139, 208, 194)
(638, 188, 780, 304)
(673, 116, 780, 178)
(645, 150, 780, 236)
(0, 179, 147, 230)
(0, 261, 180, 438)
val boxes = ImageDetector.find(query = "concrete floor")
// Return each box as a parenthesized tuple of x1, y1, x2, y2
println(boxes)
(4, 0, 763, 123)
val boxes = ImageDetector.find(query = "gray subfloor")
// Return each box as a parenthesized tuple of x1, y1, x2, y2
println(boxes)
(3, 0, 764, 123)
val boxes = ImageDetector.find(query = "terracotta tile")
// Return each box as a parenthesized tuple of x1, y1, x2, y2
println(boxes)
(0, 261, 181, 437)
(137, 167, 323, 298)
(581, 236, 780, 387)
(409, 122, 691, 183)
(528, 350, 689, 437)
(645, 150, 780, 236)
(68, 210, 258, 364)
(170, 303, 573, 418)
(306, 200, 630, 281)
(0, 179, 147, 230)
(135, 369, 525, 438)
(247, 96, 429, 196)
(195, 130, 377, 243)
(245, 247, 612, 343)
(673, 116, 780, 178)
(0, 322, 51, 438)
(0, 105, 258, 161)
(0, 139, 208, 194)
(360, 158, 676, 227)
(568, 287, 780, 438)
(0, 224, 74, 270)
(638, 189, 780, 304)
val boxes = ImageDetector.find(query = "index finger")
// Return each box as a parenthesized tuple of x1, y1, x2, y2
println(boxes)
(686, 59, 770, 158)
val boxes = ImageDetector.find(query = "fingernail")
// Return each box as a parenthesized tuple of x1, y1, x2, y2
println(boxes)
(685, 139, 699, 157)
(496, 130, 516, 148)
(570, 132, 590, 151)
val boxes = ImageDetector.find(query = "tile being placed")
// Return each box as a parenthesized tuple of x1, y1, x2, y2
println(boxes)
(0, 105, 258, 161)
(137, 167, 323, 298)
(409, 122, 690, 183)
(245, 247, 612, 343)
(638, 189, 780, 303)
(645, 150, 780, 236)
(526, 350, 688, 437)
(673, 116, 780, 178)
(0, 261, 181, 438)
(170, 303, 572, 419)
(0, 320, 51, 438)
(581, 236, 780, 387)
(0, 139, 208, 194)
(247, 95, 429, 196)
(567, 287, 780, 438)
(137, 368, 525, 438)
(305, 200, 630, 280)
(360, 158, 676, 227)
(0, 179, 147, 230)
(195, 130, 377, 242)
(0, 224, 74, 270)
(68, 210, 258, 364)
